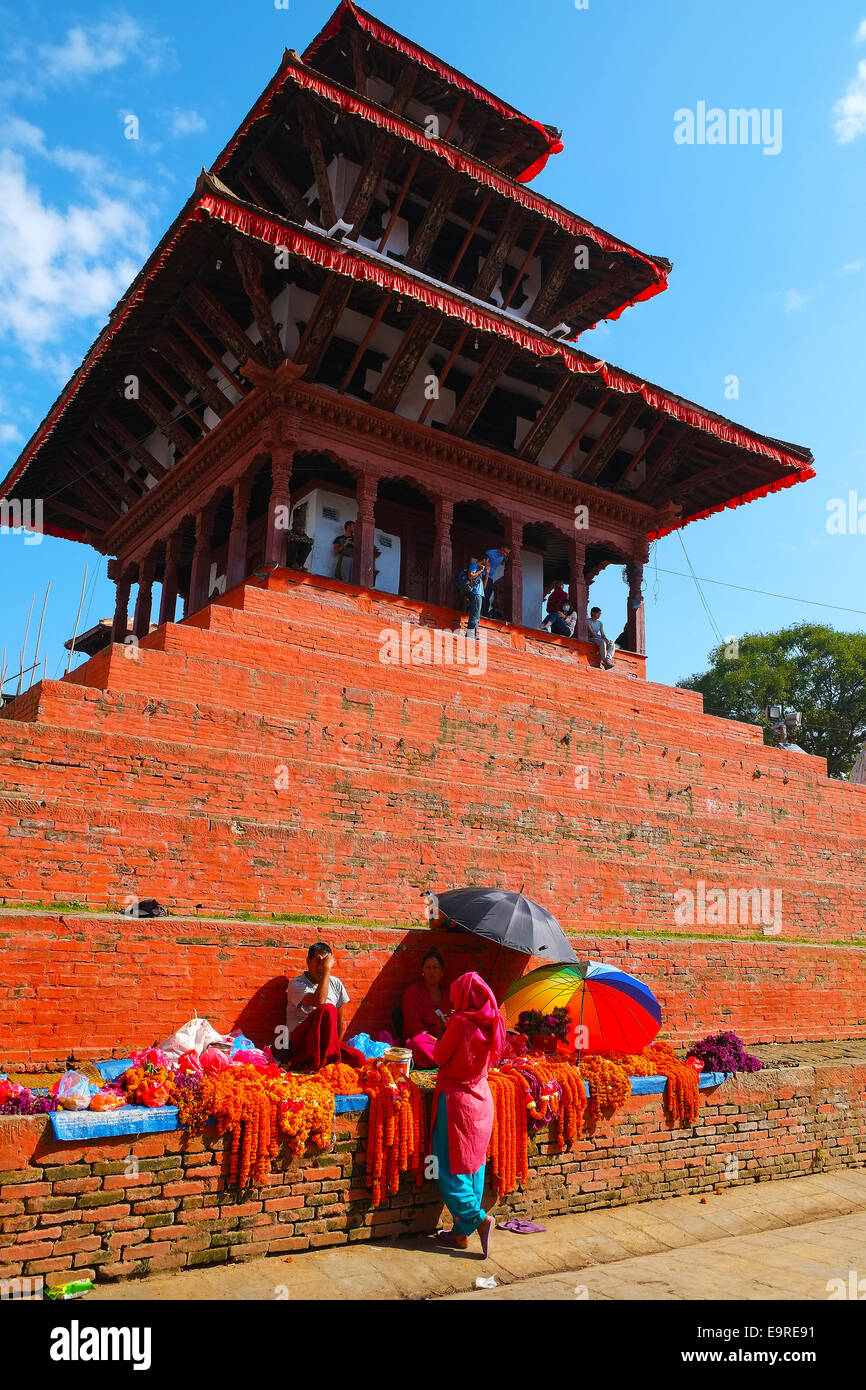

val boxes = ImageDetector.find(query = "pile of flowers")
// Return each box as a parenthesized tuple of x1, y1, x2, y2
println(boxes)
(358, 1059, 427, 1208)
(516, 1008, 571, 1043)
(488, 1068, 530, 1200)
(576, 1054, 631, 1125)
(687, 1031, 763, 1075)
(0, 1079, 56, 1115)
(315, 1062, 362, 1096)
(488, 1054, 587, 1198)
(643, 1041, 701, 1126)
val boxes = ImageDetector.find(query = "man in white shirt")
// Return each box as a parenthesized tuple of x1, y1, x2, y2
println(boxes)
(587, 606, 615, 669)
(285, 942, 365, 1071)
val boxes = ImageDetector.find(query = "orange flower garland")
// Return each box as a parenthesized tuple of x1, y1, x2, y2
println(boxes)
(487, 1069, 529, 1200)
(576, 1055, 631, 1125)
(359, 1060, 426, 1208)
(645, 1040, 701, 1126)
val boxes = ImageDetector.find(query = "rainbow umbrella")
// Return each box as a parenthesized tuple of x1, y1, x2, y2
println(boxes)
(503, 960, 662, 1057)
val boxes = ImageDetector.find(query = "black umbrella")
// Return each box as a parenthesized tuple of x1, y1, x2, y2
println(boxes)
(431, 886, 577, 965)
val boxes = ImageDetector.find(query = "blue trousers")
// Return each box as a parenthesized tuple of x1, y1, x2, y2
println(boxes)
(467, 591, 483, 638)
(432, 1096, 487, 1237)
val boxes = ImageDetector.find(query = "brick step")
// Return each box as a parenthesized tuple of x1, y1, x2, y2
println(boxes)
(0, 675, 857, 850)
(0, 910, 863, 1065)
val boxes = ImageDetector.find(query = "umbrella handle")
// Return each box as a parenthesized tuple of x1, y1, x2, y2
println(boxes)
(576, 984, 587, 1066)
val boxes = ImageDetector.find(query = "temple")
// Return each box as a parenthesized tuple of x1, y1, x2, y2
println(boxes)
(1, 0, 814, 667)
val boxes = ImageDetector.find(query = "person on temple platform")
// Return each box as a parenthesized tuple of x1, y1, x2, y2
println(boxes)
(481, 544, 511, 616)
(285, 514, 314, 572)
(588, 605, 615, 669)
(430, 972, 506, 1258)
(542, 579, 571, 636)
(401, 947, 453, 1069)
(333, 520, 355, 582)
(464, 556, 488, 640)
(285, 942, 365, 1072)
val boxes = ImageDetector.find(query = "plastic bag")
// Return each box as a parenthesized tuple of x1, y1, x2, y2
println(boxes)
(233, 1046, 275, 1071)
(0, 1079, 24, 1104)
(229, 1033, 257, 1057)
(160, 1017, 226, 1063)
(55, 1071, 92, 1111)
(201, 1046, 232, 1077)
(131, 1046, 169, 1070)
(347, 1033, 389, 1060)
(89, 1090, 128, 1111)
(177, 1050, 203, 1077)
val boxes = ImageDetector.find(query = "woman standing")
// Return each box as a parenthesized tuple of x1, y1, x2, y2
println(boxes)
(430, 972, 506, 1257)
(401, 948, 453, 1068)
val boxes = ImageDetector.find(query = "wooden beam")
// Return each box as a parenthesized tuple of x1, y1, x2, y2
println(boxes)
(61, 457, 122, 517)
(378, 152, 422, 253)
(300, 99, 338, 230)
(655, 456, 751, 509)
(403, 171, 461, 270)
(500, 223, 545, 311)
(294, 273, 353, 378)
(339, 292, 391, 393)
(460, 109, 489, 155)
(349, 28, 367, 93)
(153, 332, 230, 420)
(447, 341, 515, 437)
(541, 266, 635, 334)
(250, 148, 310, 224)
(75, 438, 144, 507)
(186, 283, 266, 369)
(531, 237, 581, 325)
(342, 133, 390, 241)
(92, 414, 168, 480)
(518, 375, 582, 465)
(232, 240, 283, 366)
(51, 498, 105, 530)
(574, 396, 644, 484)
(446, 190, 493, 281)
(471, 205, 524, 300)
(615, 416, 666, 489)
(371, 308, 442, 412)
(136, 382, 196, 456)
(171, 314, 251, 395)
(635, 429, 688, 501)
(552, 388, 611, 474)
(418, 326, 469, 424)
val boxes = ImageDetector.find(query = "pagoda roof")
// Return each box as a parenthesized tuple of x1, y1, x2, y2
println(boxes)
(304, 0, 562, 183)
(1, 176, 813, 547)
(211, 47, 670, 327)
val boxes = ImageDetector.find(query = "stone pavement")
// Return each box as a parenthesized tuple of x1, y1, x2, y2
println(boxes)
(91, 1168, 866, 1302)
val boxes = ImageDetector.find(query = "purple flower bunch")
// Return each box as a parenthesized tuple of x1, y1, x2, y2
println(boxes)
(517, 1007, 570, 1042)
(0, 1089, 56, 1115)
(687, 1031, 763, 1075)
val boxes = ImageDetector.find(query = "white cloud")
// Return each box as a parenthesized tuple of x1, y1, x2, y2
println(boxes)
(0, 422, 23, 445)
(781, 289, 809, 313)
(0, 149, 149, 363)
(856, 19, 866, 43)
(37, 18, 169, 85)
(170, 108, 206, 137)
(834, 25, 866, 144)
(842, 258, 863, 273)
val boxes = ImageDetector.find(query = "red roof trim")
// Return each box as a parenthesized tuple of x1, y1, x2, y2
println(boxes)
(212, 54, 668, 308)
(304, 0, 563, 180)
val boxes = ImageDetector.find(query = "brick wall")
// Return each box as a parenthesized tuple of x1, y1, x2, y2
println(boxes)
(1, 1060, 863, 1286)
(0, 915, 863, 1068)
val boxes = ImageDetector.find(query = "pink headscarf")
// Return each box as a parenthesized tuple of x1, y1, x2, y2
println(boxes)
(449, 971, 507, 1063)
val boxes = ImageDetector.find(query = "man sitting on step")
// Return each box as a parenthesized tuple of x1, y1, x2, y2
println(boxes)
(285, 942, 366, 1072)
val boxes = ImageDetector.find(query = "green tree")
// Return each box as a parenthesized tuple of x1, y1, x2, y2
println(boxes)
(677, 623, 866, 778)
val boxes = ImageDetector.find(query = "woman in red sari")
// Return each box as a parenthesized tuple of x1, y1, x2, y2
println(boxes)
(430, 972, 506, 1257)
(401, 948, 453, 1068)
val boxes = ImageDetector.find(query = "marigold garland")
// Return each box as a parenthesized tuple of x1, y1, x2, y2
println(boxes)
(358, 1060, 427, 1208)
(576, 1055, 631, 1125)
(315, 1062, 362, 1096)
(645, 1040, 701, 1126)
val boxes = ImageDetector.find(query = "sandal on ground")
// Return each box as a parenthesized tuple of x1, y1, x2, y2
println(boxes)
(434, 1228, 468, 1250)
(497, 1218, 547, 1234)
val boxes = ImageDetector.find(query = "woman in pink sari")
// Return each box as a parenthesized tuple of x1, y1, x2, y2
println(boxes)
(401, 948, 452, 1068)
(430, 971, 506, 1257)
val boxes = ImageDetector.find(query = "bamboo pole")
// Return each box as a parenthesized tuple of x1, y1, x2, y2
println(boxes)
(16, 593, 34, 696)
(65, 566, 88, 674)
(29, 581, 51, 690)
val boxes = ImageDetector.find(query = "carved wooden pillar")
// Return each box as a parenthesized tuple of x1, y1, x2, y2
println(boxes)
(110, 564, 132, 645)
(432, 497, 454, 607)
(504, 518, 523, 626)
(265, 449, 293, 568)
(158, 533, 182, 626)
(626, 558, 646, 655)
(356, 473, 378, 590)
(568, 537, 589, 641)
(188, 502, 217, 615)
(133, 554, 157, 640)
(227, 473, 253, 589)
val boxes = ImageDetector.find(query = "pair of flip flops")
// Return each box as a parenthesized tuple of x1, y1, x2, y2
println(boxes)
(498, 1218, 546, 1234)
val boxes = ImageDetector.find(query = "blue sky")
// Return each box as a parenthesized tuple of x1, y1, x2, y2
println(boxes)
(0, 0, 864, 690)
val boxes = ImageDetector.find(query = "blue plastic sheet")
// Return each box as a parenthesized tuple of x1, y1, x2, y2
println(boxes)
(347, 1033, 389, 1060)
(49, 1105, 180, 1142)
(94, 1058, 132, 1082)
